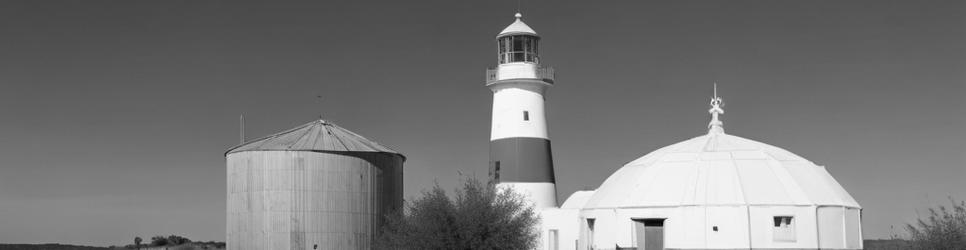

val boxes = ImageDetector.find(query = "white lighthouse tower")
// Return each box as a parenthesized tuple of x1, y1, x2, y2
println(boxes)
(487, 13, 557, 209)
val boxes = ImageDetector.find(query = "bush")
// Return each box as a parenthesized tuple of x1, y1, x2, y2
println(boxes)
(148, 235, 191, 246)
(905, 199, 966, 250)
(150, 236, 169, 246)
(376, 178, 540, 250)
(166, 235, 192, 245)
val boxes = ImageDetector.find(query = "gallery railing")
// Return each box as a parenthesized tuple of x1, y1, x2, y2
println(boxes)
(486, 66, 554, 84)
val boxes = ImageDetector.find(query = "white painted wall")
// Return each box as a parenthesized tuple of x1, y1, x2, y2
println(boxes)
(845, 208, 863, 249)
(496, 62, 538, 80)
(498, 182, 557, 210)
(490, 85, 549, 140)
(818, 206, 846, 249)
(564, 205, 860, 250)
(748, 205, 819, 248)
(540, 208, 580, 250)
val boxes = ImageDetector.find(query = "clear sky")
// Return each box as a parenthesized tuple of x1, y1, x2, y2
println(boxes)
(1, 0, 963, 246)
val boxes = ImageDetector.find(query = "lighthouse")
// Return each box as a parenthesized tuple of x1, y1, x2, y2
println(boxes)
(487, 13, 557, 209)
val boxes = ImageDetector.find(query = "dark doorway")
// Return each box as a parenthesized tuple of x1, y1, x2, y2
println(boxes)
(586, 219, 595, 250)
(633, 218, 665, 250)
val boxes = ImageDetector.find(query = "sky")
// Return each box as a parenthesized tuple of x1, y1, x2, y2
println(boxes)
(0, 0, 964, 246)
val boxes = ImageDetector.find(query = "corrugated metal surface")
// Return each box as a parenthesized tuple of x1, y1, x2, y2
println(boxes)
(227, 150, 403, 250)
(226, 119, 401, 156)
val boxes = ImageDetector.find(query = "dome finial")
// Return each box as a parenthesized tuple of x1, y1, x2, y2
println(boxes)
(515, 12, 522, 19)
(708, 82, 724, 134)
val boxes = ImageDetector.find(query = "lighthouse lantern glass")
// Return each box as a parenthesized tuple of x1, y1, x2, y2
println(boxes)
(498, 35, 539, 64)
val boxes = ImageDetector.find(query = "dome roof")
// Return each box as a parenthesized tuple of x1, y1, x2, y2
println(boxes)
(583, 131, 860, 210)
(498, 13, 537, 37)
(226, 119, 402, 157)
(560, 190, 596, 209)
(584, 90, 859, 210)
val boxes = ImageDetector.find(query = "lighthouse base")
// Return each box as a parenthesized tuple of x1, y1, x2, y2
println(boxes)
(497, 182, 558, 209)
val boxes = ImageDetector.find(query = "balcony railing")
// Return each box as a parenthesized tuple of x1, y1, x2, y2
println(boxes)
(486, 66, 555, 84)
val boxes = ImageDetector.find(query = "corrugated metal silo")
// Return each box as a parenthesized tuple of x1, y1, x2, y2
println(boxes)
(225, 119, 404, 250)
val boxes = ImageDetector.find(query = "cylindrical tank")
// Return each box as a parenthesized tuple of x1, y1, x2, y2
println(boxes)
(226, 119, 404, 250)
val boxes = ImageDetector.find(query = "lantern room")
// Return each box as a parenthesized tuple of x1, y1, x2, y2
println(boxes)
(497, 13, 540, 64)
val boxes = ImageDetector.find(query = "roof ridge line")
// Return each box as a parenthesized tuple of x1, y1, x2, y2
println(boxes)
(326, 124, 352, 151)
(330, 123, 399, 152)
(287, 121, 319, 150)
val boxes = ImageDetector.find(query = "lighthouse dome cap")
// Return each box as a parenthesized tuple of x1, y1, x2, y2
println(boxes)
(226, 119, 402, 158)
(498, 13, 538, 37)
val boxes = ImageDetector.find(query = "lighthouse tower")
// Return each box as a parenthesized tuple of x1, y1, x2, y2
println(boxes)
(487, 13, 557, 209)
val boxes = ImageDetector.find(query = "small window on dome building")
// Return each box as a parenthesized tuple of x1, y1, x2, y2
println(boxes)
(773, 216, 796, 242)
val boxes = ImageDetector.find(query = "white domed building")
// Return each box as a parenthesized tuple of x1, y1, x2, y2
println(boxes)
(540, 94, 862, 250)
(480, 13, 862, 250)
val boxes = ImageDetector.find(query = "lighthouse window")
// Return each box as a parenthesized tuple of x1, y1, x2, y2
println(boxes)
(490, 161, 501, 183)
(773, 216, 796, 242)
(523, 111, 530, 121)
(512, 36, 525, 52)
(498, 38, 508, 63)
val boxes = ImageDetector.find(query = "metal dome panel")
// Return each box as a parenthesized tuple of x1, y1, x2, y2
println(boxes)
(583, 132, 860, 209)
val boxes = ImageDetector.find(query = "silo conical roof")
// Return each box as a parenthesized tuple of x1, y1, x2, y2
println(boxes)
(225, 119, 402, 158)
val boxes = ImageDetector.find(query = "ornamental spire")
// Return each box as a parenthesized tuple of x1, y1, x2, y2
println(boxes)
(708, 82, 724, 134)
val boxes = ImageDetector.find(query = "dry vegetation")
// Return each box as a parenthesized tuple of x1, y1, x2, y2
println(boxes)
(903, 199, 966, 250)
(376, 178, 540, 250)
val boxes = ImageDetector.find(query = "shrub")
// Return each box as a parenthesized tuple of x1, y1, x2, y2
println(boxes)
(147, 235, 191, 246)
(166, 235, 192, 245)
(150, 236, 169, 246)
(906, 199, 966, 250)
(376, 178, 540, 250)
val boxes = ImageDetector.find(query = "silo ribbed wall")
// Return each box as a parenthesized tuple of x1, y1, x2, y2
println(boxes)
(226, 150, 403, 250)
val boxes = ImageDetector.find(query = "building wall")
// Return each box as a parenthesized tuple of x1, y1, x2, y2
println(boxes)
(226, 150, 403, 250)
(541, 208, 581, 250)
(747, 205, 818, 248)
(489, 83, 549, 140)
(844, 208, 862, 249)
(576, 205, 861, 250)
(494, 62, 541, 81)
(818, 206, 863, 249)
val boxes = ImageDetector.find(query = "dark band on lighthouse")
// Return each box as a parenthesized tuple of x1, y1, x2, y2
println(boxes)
(489, 137, 555, 183)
